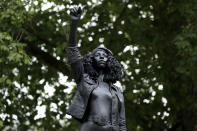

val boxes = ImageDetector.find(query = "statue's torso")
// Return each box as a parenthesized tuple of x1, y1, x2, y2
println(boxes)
(88, 81, 112, 121)
(67, 73, 126, 131)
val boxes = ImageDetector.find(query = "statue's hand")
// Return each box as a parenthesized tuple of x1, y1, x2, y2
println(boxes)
(70, 7, 82, 21)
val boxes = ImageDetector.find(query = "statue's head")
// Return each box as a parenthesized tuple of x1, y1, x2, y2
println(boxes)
(83, 46, 122, 83)
(91, 47, 113, 69)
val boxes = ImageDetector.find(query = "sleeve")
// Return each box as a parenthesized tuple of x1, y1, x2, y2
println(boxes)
(67, 46, 84, 84)
(67, 19, 84, 84)
(119, 93, 127, 131)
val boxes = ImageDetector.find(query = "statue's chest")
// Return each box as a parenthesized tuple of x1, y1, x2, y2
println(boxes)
(91, 81, 112, 100)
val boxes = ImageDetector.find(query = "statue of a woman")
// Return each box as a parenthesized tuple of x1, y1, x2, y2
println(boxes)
(66, 7, 126, 131)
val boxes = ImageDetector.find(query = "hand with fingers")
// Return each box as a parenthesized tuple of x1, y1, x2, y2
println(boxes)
(70, 6, 82, 21)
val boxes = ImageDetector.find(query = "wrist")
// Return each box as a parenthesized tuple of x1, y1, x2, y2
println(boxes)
(71, 19, 79, 23)
(71, 20, 79, 27)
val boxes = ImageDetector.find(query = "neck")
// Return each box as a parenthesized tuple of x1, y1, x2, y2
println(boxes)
(98, 70, 104, 82)
(99, 70, 104, 75)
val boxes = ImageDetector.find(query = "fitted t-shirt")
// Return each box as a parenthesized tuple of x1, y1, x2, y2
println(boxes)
(87, 75, 119, 125)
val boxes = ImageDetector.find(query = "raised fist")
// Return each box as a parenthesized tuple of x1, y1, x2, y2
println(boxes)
(70, 7, 82, 21)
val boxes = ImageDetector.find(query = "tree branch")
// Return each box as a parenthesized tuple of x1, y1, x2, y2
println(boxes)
(21, 29, 70, 75)
(27, 43, 70, 75)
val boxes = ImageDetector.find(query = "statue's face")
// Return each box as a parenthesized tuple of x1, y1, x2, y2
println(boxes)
(93, 50, 108, 68)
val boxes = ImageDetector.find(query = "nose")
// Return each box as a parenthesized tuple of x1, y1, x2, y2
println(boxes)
(100, 56, 104, 59)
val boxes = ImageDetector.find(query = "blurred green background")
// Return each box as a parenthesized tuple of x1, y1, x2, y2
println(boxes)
(0, 0, 197, 130)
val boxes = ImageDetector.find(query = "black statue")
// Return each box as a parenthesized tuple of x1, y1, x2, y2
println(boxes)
(66, 7, 126, 131)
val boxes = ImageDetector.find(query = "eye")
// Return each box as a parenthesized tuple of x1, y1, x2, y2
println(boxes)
(103, 53, 107, 57)
(94, 53, 100, 57)
(101, 52, 107, 57)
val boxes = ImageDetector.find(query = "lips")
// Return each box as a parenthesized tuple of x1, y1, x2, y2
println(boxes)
(98, 60, 105, 64)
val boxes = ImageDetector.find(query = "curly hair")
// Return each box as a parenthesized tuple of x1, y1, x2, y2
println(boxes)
(82, 52, 122, 83)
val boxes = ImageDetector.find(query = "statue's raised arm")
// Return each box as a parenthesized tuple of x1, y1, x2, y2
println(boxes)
(67, 7, 83, 84)
(68, 7, 82, 47)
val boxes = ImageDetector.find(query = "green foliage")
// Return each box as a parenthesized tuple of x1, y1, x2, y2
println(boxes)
(0, 0, 197, 130)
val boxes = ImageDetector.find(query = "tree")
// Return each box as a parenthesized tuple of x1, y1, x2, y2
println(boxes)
(0, 0, 197, 130)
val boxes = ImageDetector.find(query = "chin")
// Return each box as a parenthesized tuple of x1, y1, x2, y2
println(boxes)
(98, 64, 106, 68)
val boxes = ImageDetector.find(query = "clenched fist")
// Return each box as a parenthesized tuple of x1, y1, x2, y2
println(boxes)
(70, 7, 82, 21)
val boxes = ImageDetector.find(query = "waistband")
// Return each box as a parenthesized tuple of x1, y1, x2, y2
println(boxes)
(87, 116, 119, 131)
(87, 115, 111, 126)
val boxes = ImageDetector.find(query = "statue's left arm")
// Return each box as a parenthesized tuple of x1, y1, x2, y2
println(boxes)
(119, 93, 127, 131)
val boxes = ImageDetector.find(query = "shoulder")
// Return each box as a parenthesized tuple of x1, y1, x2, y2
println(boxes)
(81, 73, 96, 85)
(112, 84, 123, 93)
